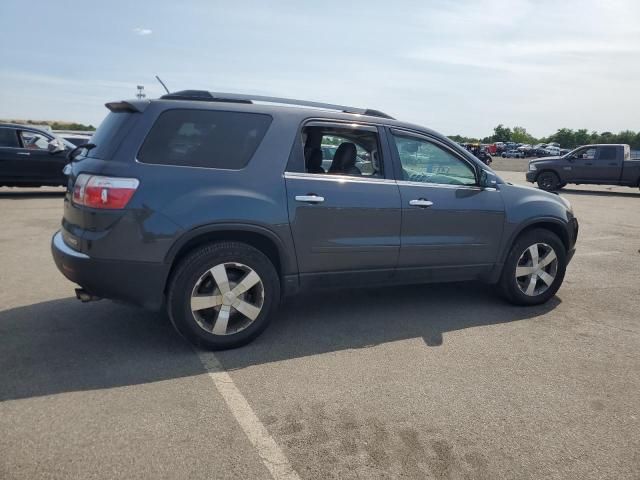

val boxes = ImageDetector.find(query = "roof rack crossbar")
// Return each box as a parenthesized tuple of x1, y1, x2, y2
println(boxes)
(160, 90, 395, 120)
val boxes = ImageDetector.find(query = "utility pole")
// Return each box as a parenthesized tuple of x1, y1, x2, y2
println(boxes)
(136, 85, 146, 100)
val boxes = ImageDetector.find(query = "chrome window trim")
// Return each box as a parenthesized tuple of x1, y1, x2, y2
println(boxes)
(284, 171, 396, 185)
(395, 180, 483, 191)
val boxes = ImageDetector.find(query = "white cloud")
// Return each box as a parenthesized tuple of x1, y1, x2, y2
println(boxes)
(133, 27, 152, 36)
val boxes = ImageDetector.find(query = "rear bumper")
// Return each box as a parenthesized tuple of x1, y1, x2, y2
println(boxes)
(51, 231, 168, 310)
(525, 171, 536, 183)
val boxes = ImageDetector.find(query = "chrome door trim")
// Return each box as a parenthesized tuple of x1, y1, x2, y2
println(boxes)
(284, 171, 396, 185)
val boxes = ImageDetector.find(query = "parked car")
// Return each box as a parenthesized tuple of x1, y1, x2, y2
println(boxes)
(51, 90, 578, 349)
(544, 146, 561, 156)
(60, 133, 92, 147)
(0, 123, 74, 187)
(502, 149, 525, 158)
(526, 144, 640, 191)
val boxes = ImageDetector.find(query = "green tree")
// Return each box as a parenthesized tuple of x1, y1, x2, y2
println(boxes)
(511, 126, 536, 144)
(492, 124, 512, 143)
(573, 129, 590, 147)
(548, 128, 576, 148)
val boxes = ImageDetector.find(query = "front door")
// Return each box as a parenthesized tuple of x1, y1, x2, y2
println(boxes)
(387, 129, 505, 281)
(285, 121, 401, 287)
(15, 129, 66, 184)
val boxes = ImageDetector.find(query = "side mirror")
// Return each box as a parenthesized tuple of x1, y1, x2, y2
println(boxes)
(47, 138, 65, 154)
(479, 169, 498, 189)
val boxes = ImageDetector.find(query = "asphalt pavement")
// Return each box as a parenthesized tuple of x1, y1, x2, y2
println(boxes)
(1, 173, 639, 479)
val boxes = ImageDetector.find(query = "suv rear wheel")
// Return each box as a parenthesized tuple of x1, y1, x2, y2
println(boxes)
(167, 242, 280, 349)
(499, 229, 567, 305)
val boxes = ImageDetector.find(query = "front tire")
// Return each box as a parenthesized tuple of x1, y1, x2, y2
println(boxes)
(537, 171, 560, 191)
(167, 242, 280, 350)
(499, 229, 567, 306)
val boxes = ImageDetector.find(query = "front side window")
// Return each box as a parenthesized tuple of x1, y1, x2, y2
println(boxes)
(19, 131, 50, 150)
(392, 134, 477, 186)
(0, 128, 19, 148)
(573, 147, 596, 160)
(138, 109, 272, 169)
(300, 125, 383, 178)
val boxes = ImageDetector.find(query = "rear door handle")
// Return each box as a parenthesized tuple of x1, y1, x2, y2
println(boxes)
(409, 199, 434, 207)
(295, 194, 325, 203)
(17, 152, 31, 156)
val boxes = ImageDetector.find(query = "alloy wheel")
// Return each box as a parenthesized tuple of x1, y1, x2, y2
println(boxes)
(515, 243, 558, 296)
(190, 262, 264, 335)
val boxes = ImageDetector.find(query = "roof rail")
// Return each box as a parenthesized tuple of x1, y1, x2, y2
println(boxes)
(159, 90, 395, 120)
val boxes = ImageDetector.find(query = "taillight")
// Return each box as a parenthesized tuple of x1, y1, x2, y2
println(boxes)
(72, 174, 139, 209)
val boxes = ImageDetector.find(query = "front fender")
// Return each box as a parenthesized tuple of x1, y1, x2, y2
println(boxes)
(496, 183, 573, 264)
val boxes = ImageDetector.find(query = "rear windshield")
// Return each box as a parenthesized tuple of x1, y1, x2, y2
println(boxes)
(137, 109, 272, 169)
(86, 112, 135, 159)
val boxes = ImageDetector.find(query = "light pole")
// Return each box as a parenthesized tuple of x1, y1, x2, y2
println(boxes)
(136, 85, 146, 100)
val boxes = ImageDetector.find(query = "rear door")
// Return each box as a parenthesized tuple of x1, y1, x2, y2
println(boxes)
(388, 128, 505, 281)
(586, 146, 621, 182)
(285, 121, 401, 287)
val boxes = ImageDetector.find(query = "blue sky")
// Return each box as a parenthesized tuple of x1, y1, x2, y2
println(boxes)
(1, 0, 638, 137)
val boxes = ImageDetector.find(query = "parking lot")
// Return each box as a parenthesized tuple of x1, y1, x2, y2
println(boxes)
(1, 171, 639, 479)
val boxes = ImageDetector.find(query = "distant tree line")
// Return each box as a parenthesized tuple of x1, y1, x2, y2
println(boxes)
(1, 119, 95, 131)
(449, 125, 640, 149)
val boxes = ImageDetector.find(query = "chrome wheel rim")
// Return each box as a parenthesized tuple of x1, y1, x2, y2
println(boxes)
(515, 243, 558, 296)
(190, 262, 264, 336)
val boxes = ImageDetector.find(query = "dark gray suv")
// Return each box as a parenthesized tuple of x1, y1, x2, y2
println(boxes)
(51, 91, 578, 349)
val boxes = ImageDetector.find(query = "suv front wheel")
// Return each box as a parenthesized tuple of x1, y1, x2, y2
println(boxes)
(167, 242, 280, 349)
(499, 229, 567, 305)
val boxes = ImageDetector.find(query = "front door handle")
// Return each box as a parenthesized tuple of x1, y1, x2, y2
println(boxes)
(295, 194, 325, 204)
(17, 152, 31, 156)
(409, 199, 434, 208)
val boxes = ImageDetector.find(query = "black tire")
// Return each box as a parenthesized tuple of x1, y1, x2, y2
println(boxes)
(167, 242, 280, 350)
(537, 171, 560, 191)
(499, 229, 567, 306)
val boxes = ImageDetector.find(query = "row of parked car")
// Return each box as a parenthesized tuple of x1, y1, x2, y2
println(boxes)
(498, 142, 569, 159)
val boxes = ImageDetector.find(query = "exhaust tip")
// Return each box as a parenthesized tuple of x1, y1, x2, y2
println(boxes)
(75, 288, 101, 303)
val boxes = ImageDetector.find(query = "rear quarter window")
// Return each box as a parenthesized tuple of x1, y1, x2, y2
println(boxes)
(86, 112, 136, 159)
(137, 109, 272, 169)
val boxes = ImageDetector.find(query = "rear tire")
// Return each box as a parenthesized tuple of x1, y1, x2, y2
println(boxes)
(499, 229, 567, 306)
(537, 171, 560, 191)
(167, 242, 280, 350)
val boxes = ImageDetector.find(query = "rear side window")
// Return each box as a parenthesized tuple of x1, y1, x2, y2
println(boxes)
(138, 109, 272, 169)
(0, 128, 19, 148)
(598, 146, 617, 161)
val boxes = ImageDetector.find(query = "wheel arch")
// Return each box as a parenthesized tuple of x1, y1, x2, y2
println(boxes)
(164, 223, 294, 292)
(485, 217, 571, 284)
(502, 218, 570, 263)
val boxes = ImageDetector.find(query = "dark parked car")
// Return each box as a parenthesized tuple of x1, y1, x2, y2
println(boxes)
(61, 133, 93, 147)
(0, 123, 74, 187)
(526, 144, 640, 191)
(52, 91, 578, 349)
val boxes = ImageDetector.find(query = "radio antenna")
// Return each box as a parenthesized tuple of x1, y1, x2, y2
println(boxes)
(155, 75, 170, 94)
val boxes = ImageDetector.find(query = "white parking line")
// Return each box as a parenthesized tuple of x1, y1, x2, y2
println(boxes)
(575, 250, 620, 256)
(197, 351, 301, 480)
